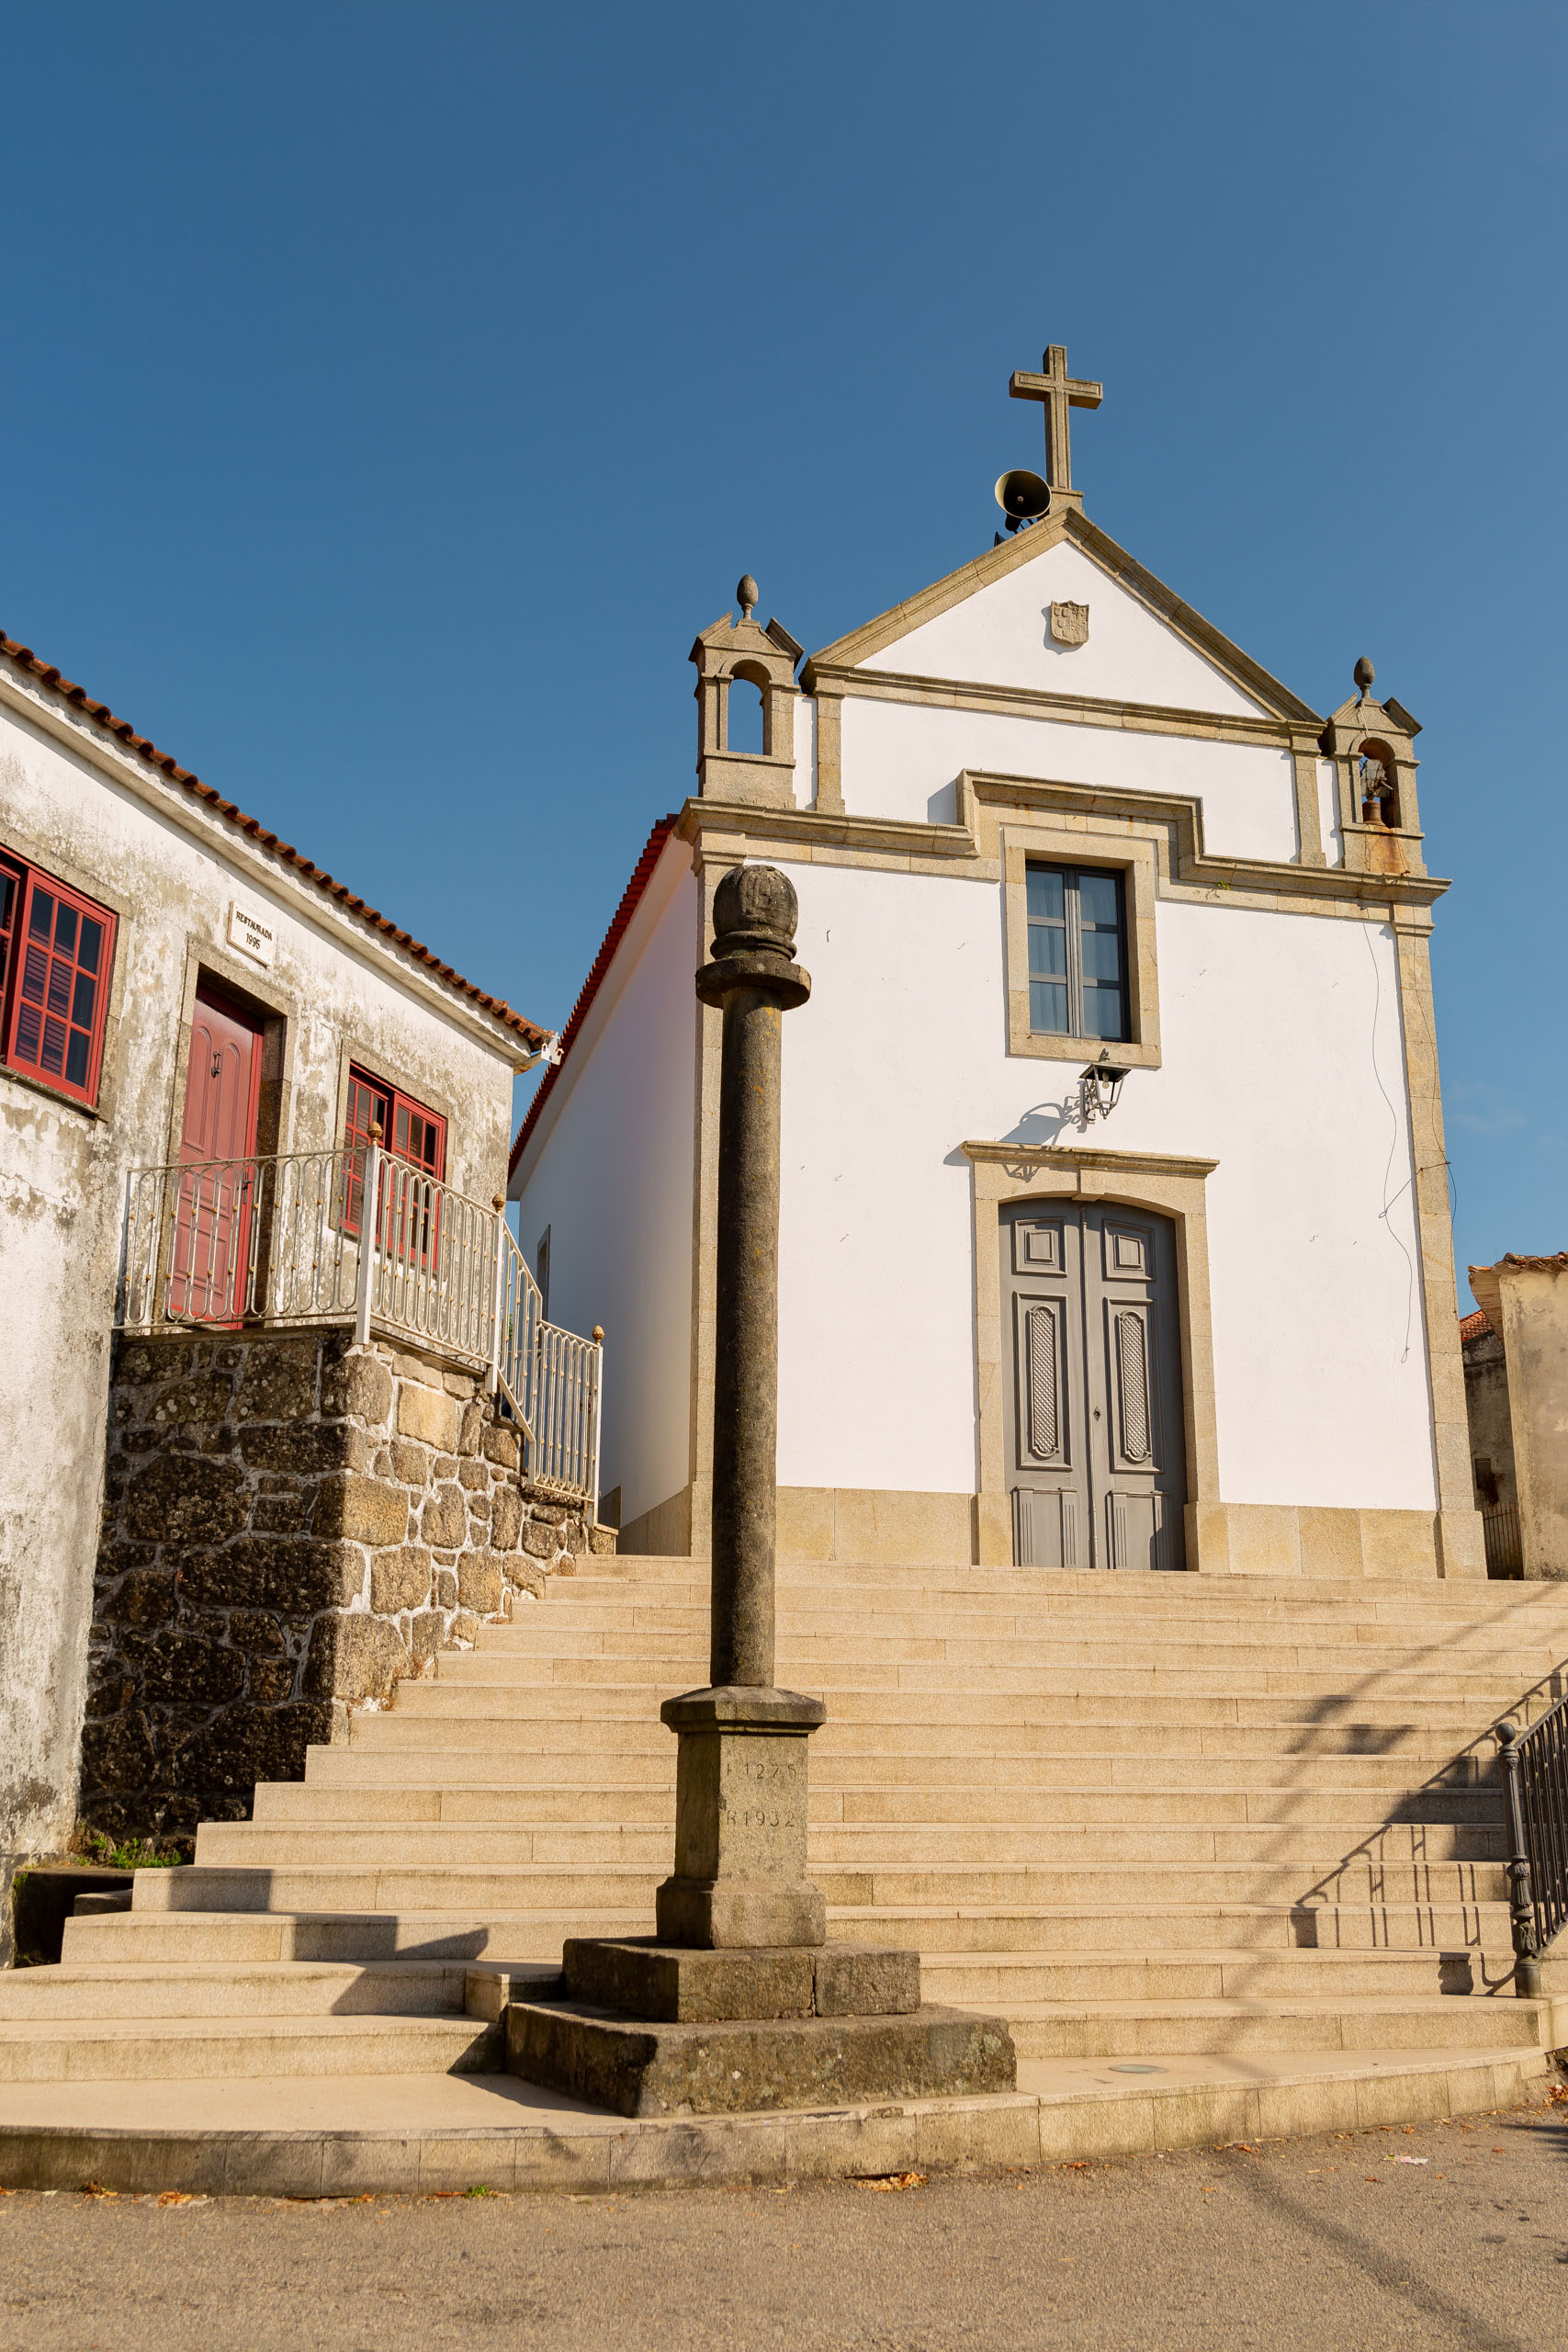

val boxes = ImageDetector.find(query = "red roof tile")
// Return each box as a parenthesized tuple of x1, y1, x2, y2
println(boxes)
(509, 815, 680, 1180)
(1459, 1307, 1492, 1342)
(0, 628, 548, 1053)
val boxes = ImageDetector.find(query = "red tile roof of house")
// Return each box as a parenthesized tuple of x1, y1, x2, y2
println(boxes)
(509, 814, 680, 1179)
(0, 628, 549, 1052)
(1459, 1307, 1492, 1342)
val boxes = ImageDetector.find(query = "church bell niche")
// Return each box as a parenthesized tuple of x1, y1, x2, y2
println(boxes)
(690, 576, 804, 808)
(1319, 655, 1426, 879)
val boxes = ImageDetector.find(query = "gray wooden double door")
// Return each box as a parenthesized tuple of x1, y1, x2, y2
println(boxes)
(1002, 1201, 1187, 1571)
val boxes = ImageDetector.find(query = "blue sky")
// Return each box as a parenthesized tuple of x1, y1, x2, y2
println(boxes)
(3, 3, 1562, 1306)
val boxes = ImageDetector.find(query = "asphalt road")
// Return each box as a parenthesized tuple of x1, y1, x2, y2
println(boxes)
(3, 2097, 1565, 2351)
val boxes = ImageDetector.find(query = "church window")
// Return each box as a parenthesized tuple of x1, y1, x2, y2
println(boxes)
(0, 845, 117, 1109)
(1025, 862, 1127, 1043)
(339, 1064, 446, 1235)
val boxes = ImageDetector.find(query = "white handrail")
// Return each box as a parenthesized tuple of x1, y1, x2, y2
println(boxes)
(116, 1148, 606, 1507)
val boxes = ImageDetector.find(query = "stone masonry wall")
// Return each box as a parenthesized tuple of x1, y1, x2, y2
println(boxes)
(85, 1327, 609, 1847)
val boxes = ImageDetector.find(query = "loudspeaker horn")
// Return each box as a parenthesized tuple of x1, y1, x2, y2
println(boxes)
(994, 469, 1050, 526)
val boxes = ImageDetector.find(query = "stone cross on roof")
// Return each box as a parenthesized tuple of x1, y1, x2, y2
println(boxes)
(1009, 343, 1103, 495)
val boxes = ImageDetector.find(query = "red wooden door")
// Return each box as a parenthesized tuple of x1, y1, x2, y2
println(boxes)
(170, 987, 263, 1319)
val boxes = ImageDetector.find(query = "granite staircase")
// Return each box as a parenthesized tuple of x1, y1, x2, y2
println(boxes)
(6, 1557, 1568, 2093)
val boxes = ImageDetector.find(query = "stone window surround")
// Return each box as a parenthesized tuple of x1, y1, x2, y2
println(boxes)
(1001, 820, 1161, 1069)
(963, 1142, 1219, 1570)
(330, 1037, 460, 1183)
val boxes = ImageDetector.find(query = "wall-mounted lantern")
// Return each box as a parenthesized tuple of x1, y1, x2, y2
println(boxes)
(1077, 1050, 1128, 1125)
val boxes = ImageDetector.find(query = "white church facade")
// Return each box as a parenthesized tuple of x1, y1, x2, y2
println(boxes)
(512, 348, 1481, 1584)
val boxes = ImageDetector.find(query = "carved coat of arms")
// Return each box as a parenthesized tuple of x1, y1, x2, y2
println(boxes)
(1050, 601, 1089, 648)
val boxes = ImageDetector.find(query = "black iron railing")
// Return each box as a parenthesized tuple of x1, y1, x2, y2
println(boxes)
(1482, 1502, 1523, 1577)
(1495, 1699, 1568, 1997)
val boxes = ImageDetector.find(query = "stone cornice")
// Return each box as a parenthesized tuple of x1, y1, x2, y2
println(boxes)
(803, 659, 1314, 753)
(675, 797, 978, 865)
(959, 771, 1450, 915)
(961, 1141, 1220, 1180)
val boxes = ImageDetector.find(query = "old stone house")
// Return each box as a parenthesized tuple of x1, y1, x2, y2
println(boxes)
(1, 626, 604, 1908)
(513, 345, 1482, 1587)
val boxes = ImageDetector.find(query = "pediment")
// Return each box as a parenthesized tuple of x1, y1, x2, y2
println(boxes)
(804, 511, 1318, 727)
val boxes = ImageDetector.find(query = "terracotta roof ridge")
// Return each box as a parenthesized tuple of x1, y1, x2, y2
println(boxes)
(0, 627, 548, 1052)
(509, 814, 681, 1179)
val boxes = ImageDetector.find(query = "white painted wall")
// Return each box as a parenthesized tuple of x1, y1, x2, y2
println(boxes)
(861, 537, 1269, 718)
(839, 695, 1300, 864)
(511, 839, 697, 1530)
(1318, 757, 1344, 865)
(773, 858, 1436, 1513)
(0, 679, 518, 1872)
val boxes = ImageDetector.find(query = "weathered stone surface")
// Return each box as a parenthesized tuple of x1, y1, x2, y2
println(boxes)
(240, 1422, 365, 1477)
(434, 1569, 457, 1610)
(451, 1609, 480, 1645)
(389, 1439, 427, 1484)
(445, 1370, 479, 1400)
(370, 1545, 434, 1615)
(506, 2001, 1017, 2120)
(250, 1491, 313, 1535)
(234, 1349, 318, 1424)
(171, 1703, 333, 1794)
(96, 1569, 177, 1627)
(482, 1425, 520, 1471)
(457, 1552, 503, 1614)
(458, 1401, 484, 1457)
(179, 1538, 358, 1614)
(491, 1487, 523, 1549)
(320, 1473, 408, 1547)
(559, 1939, 924, 2024)
(423, 1484, 467, 1549)
(458, 1459, 487, 1492)
(79, 1712, 159, 1793)
(397, 1383, 460, 1452)
(247, 1657, 297, 1705)
(321, 1350, 392, 1426)
(141, 1633, 248, 1708)
(523, 1521, 557, 1560)
(150, 1373, 233, 1429)
(409, 1609, 445, 1663)
(229, 1611, 286, 1654)
(302, 1611, 410, 1702)
(124, 1456, 248, 1545)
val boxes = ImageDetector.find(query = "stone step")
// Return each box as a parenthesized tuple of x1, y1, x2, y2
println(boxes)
(384, 1680, 1544, 1724)
(0, 2013, 500, 2084)
(61, 1908, 647, 1968)
(145, 1849, 1508, 1919)
(829, 1900, 1517, 1955)
(452, 1620, 1568, 1668)
(298, 1746, 1497, 1792)
(191, 1815, 1502, 1871)
(412, 1654, 1555, 1697)
(0, 1959, 481, 2022)
(919, 1948, 1519, 2004)
(243, 1781, 1496, 1831)
(1002, 1995, 1552, 2062)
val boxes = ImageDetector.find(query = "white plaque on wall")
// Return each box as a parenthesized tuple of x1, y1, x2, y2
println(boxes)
(228, 900, 276, 968)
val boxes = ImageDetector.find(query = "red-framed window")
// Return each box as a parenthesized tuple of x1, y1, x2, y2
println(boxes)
(0, 849, 117, 1109)
(340, 1066, 446, 1237)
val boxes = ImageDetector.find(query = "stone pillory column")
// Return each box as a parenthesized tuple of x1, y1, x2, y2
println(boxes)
(503, 859, 1016, 2118)
(656, 864, 827, 1950)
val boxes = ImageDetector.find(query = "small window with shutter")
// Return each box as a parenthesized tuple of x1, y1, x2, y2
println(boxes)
(0, 848, 117, 1109)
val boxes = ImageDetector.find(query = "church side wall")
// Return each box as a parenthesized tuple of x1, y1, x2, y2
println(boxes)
(0, 691, 514, 1908)
(511, 843, 697, 1538)
(840, 696, 1300, 864)
(772, 858, 1436, 1545)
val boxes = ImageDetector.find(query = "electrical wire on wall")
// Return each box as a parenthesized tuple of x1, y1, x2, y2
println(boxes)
(1364, 920, 1416, 1364)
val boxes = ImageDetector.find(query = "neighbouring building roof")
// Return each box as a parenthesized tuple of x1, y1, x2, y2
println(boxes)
(509, 814, 679, 1179)
(1459, 1307, 1491, 1343)
(0, 628, 549, 1052)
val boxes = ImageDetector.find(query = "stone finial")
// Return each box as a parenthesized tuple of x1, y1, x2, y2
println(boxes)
(737, 574, 760, 621)
(711, 865, 798, 960)
(1354, 655, 1375, 695)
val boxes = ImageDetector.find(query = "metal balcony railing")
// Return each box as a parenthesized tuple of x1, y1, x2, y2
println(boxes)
(116, 1144, 603, 1508)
